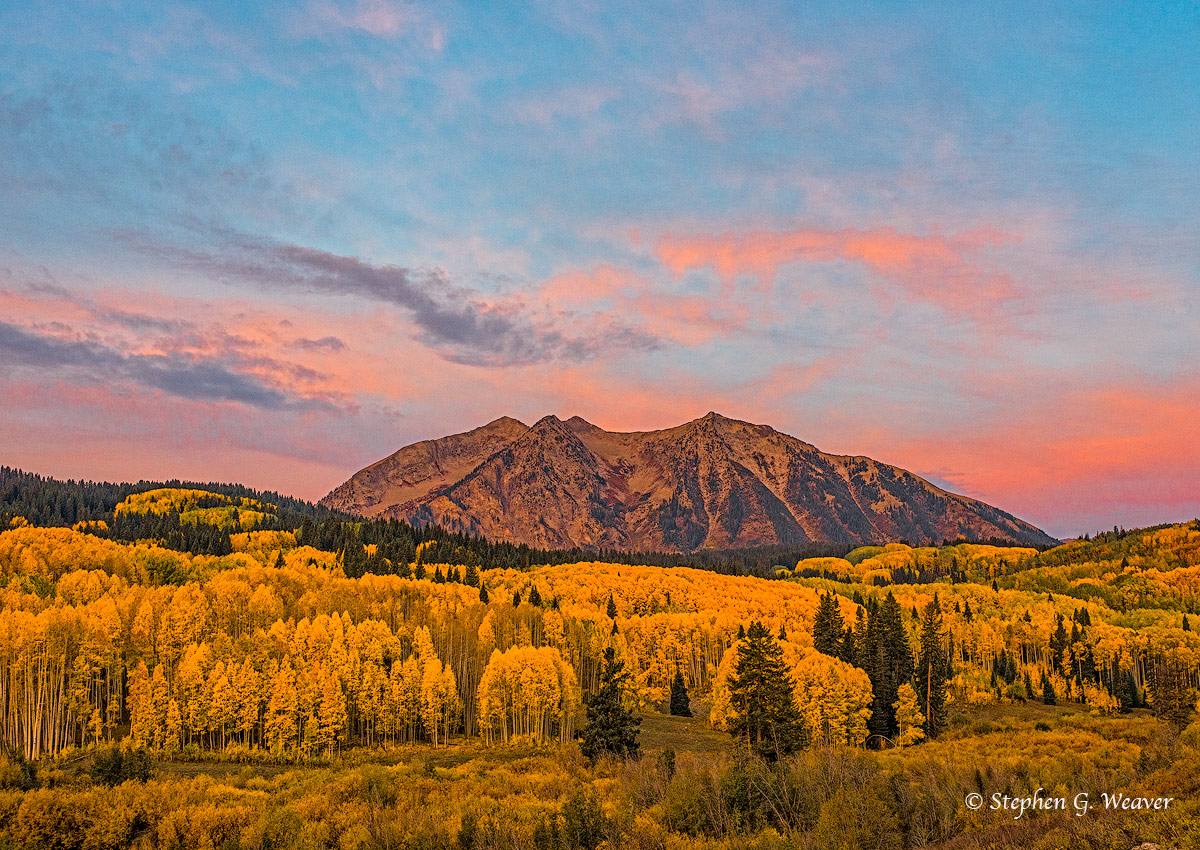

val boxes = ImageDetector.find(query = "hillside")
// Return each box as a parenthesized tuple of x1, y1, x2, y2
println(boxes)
(322, 412, 1057, 550)
(0, 507, 1196, 849)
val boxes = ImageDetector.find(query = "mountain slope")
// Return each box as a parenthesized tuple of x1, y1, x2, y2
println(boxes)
(321, 412, 1057, 550)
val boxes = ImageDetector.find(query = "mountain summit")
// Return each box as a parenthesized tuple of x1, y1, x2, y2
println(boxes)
(320, 413, 1057, 550)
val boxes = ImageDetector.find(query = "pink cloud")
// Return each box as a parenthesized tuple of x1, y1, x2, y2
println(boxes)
(841, 375, 1200, 536)
(291, 0, 443, 47)
(534, 265, 748, 346)
(655, 225, 1020, 317)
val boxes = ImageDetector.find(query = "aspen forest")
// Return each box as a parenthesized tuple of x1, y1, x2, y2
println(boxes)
(1, 482, 1199, 848)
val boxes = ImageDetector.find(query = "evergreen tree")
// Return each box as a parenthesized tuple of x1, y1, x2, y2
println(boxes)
(1042, 673, 1057, 706)
(1115, 666, 1139, 712)
(513, 589, 522, 607)
(479, 583, 489, 604)
(867, 592, 913, 743)
(669, 668, 692, 717)
(1050, 614, 1068, 673)
(1023, 670, 1034, 699)
(463, 561, 479, 587)
(915, 595, 948, 738)
(840, 621, 857, 665)
(736, 624, 746, 640)
(962, 600, 972, 623)
(991, 579, 999, 592)
(727, 622, 802, 760)
(812, 592, 846, 657)
(579, 647, 641, 761)
(606, 594, 618, 620)
(777, 623, 787, 641)
(1184, 615, 1191, 632)
(1149, 651, 1196, 729)
(528, 585, 543, 607)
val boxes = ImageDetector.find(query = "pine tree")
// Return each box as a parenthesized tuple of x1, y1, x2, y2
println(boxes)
(669, 668, 693, 717)
(606, 594, 618, 620)
(579, 647, 641, 761)
(1042, 673, 1057, 706)
(1115, 666, 1138, 712)
(463, 562, 480, 588)
(479, 583, 489, 604)
(1050, 614, 1068, 674)
(868, 592, 913, 742)
(812, 592, 846, 657)
(513, 589, 522, 608)
(1149, 651, 1196, 729)
(727, 621, 802, 760)
(840, 622, 856, 664)
(915, 595, 948, 738)
(528, 585, 543, 607)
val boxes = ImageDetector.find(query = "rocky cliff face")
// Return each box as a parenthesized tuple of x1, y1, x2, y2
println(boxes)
(320, 412, 1057, 550)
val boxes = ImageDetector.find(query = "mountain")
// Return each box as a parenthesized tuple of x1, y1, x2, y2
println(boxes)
(320, 413, 1057, 550)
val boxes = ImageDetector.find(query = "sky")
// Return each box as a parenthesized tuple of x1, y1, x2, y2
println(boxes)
(1, 1, 1197, 539)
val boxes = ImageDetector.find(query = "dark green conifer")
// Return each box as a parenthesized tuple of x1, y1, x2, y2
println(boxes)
(579, 647, 641, 761)
(1042, 672, 1057, 706)
(812, 592, 846, 657)
(728, 622, 802, 759)
(669, 668, 692, 717)
(915, 595, 948, 738)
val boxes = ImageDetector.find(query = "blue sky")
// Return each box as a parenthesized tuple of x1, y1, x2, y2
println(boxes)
(1, 0, 1198, 537)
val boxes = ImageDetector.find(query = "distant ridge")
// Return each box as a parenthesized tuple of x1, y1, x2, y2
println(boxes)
(321, 413, 1058, 551)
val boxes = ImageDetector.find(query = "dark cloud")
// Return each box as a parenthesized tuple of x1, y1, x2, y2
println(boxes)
(291, 335, 347, 352)
(0, 320, 331, 411)
(121, 232, 661, 367)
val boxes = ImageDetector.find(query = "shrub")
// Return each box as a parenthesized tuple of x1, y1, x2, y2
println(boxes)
(91, 746, 153, 787)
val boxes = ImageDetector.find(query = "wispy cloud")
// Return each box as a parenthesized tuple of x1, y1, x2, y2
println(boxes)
(656, 225, 1021, 319)
(0, 320, 325, 411)
(289, 0, 445, 48)
(121, 232, 661, 367)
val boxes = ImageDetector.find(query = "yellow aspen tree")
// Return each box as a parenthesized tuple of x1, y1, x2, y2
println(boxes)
(265, 660, 299, 754)
(316, 666, 346, 754)
(894, 683, 926, 747)
(127, 662, 153, 746)
(165, 699, 183, 752)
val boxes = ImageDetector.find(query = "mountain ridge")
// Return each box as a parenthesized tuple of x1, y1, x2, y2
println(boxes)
(320, 412, 1058, 550)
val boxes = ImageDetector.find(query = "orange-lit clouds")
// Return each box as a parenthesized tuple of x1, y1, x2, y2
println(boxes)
(656, 225, 1019, 318)
(847, 376, 1200, 535)
(534, 265, 749, 346)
